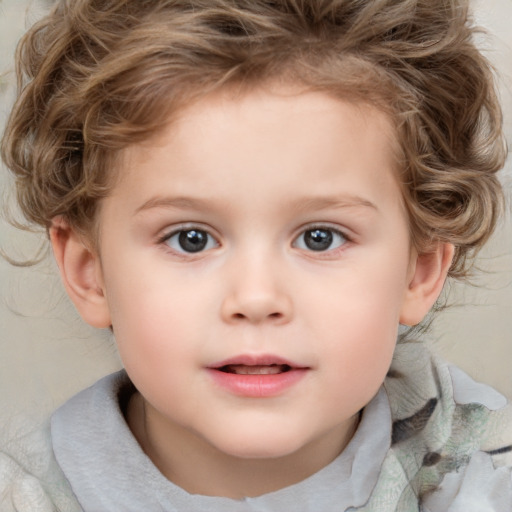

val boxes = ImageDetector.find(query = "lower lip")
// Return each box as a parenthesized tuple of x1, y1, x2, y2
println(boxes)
(207, 368, 308, 398)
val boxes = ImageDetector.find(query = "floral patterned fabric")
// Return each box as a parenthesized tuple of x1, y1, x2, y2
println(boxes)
(0, 342, 510, 511)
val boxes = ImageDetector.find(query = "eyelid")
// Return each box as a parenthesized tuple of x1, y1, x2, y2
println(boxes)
(157, 222, 219, 242)
(292, 223, 352, 241)
(157, 223, 221, 254)
(291, 223, 352, 253)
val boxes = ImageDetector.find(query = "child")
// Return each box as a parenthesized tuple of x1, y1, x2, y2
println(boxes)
(1, 0, 511, 510)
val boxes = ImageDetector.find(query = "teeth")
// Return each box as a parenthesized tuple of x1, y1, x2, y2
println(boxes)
(223, 364, 289, 375)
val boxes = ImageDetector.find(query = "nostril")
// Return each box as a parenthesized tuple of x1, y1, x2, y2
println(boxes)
(231, 311, 282, 321)
(222, 295, 292, 324)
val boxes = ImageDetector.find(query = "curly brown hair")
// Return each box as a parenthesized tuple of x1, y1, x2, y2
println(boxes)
(1, 0, 506, 278)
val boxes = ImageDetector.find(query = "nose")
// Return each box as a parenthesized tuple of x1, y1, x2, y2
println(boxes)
(220, 254, 293, 325)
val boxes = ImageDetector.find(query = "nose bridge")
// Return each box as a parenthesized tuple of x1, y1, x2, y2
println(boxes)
(221, 243, 292, 324)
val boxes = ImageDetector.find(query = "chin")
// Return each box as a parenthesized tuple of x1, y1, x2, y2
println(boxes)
(209, 432, 308, 460)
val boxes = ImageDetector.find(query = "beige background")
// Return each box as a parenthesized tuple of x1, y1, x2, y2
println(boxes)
(1, 0, 511, 432)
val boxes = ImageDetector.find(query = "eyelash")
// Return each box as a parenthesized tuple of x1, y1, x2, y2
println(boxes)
(158, 225, 219, 255)
(157, 224, 351, 256)
(292, 225, 350, 255)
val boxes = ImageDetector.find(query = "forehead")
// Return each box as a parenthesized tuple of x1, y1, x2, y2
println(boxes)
(128, 85, 398, 164)
(111, 85, 403, 217)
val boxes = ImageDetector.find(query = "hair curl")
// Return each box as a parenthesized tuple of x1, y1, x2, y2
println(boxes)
(1, 0, 506, 278)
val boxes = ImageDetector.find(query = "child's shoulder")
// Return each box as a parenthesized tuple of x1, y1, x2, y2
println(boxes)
(372, 342, 512, 511)
(0, 420, 81, 512)
(0, 371, 130, 512)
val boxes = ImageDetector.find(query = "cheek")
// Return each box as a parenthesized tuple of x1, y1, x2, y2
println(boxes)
(100, 256, 187, 360)
(108, 287, 201, 412)
(111, 293, 191, 359)
(318, 306, 397, 415)
(304, 252, 408, 335)
(103, 258, 223, 385)
(304, 252, 408, 394)
(322, 303, 397, 381)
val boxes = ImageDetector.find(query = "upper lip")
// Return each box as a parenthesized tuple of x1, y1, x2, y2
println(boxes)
(208, 354, 307, 369)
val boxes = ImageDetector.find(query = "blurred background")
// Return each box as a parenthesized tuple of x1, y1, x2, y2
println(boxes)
(1, 0, 511, 434)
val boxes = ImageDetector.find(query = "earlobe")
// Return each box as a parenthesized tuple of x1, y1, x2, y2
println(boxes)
(399, 243, 454, 326)
(50, 217, 112, 328)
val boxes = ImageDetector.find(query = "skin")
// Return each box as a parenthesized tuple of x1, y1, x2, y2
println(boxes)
(51, 85, 453, 498)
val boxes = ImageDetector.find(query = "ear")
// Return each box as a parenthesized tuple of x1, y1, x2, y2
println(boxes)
(399, 243, 454, 326)
(50, 217, 111, 328)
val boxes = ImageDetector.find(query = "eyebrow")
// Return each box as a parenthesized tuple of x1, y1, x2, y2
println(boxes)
(134, 196, 218, 215)
(291, 195, 379, 213)
(134, 194, 378, 215)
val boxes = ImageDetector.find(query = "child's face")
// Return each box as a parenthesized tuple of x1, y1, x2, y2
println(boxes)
(90, 87, 418, 465)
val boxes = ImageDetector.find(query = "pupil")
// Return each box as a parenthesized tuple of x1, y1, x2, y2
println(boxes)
(304, 229, 332, 251)
(178, 230, 208, 252)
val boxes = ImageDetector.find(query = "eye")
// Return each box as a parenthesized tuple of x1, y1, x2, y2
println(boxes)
(163, 228, 218, 253)
(293, 227, 347, 252)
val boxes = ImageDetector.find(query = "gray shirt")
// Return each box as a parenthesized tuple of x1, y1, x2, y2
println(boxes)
(2, 342, 510, 511)
(52, 371, 391, 511)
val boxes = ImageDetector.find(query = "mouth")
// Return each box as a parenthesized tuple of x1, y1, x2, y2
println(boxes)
(207, 355, 308, 397)
(218, 364, 292, 375)
(209, 354, 305, 374)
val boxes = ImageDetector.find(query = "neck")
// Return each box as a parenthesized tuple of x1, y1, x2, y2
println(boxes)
(127, 392, 360, 499)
